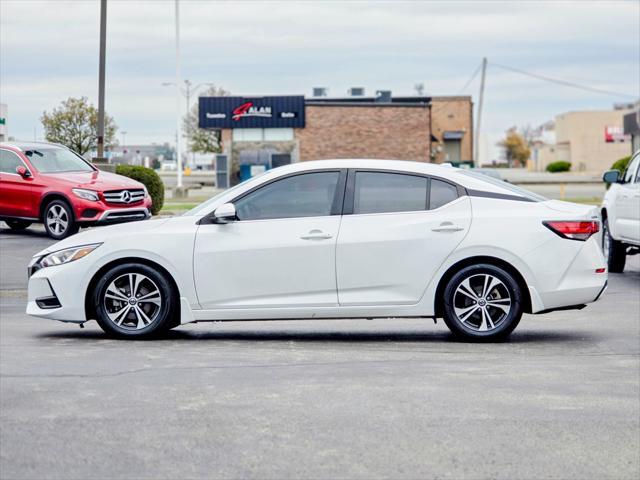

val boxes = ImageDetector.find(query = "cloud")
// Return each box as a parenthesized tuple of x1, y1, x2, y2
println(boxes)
(1, 0, 638, 146)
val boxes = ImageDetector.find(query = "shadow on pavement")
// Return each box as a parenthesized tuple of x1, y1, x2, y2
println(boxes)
(35, 327, 596, 345)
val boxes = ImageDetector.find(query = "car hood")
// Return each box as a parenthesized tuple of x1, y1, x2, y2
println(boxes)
(33, 218, 170, 257)
(38, 170, 144, 190)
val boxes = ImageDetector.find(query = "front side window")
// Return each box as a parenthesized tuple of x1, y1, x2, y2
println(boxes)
(353, 172, 428, 214)
(0, 149, 25, 174)
(24, 148, 94, 173)
(234, 171, 340, 220)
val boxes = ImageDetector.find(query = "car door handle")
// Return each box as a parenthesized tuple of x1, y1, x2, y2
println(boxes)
(431, 222, 464, 233)
(300, 230, 333, 240)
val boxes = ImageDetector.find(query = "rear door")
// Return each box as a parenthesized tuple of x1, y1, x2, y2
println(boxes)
(336, 170, 471, 306)
(0, 149, 34, 218)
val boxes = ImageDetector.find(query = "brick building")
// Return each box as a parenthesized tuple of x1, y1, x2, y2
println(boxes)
(201, 93, 473, 183)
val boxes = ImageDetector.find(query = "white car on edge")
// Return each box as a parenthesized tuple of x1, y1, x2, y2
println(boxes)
(26, 159, 607, 340)
(601, 150, 640, 273)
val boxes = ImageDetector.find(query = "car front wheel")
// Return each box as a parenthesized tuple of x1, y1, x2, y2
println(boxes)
(43, 200, 79, 239)
(602, 218, 626, 273)
(93, 263, 177, 339)
(442, 264, 523, 341)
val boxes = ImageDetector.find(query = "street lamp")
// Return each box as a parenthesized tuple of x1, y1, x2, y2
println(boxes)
(162, 79, 216, 169)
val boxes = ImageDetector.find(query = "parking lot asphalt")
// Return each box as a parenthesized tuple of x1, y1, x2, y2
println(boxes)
(1, 223, 639, 480)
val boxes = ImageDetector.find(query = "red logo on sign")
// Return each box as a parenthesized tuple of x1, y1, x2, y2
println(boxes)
(232, 102, 253, 121)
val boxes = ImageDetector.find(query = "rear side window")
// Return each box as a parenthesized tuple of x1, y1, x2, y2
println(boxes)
(234, 171, 340, 220)
(354, 172, 428, 214)
(0, 149, 24, 174)
(430, 179, 459, 209)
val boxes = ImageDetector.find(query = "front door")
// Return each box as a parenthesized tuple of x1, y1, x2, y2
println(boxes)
(194, 170, 345, 309)
(336, 171, 471, 305)
(0, 149, 34, 218)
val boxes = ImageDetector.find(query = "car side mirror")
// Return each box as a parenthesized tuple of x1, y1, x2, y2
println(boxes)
(602, 170, 620, 184)
(213, 203, 237, 223)
(15, 166, 31, 178)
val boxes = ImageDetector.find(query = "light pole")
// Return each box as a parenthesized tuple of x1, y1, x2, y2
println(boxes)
(162, 80, 215, 168)
(174, 0, 183, 188)
(96, 0, 107, 160)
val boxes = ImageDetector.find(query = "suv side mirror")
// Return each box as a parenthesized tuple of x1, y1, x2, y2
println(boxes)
(602, 170, 620, 184)
(213, 203, 237, 223)
(15, 166, 31, 178)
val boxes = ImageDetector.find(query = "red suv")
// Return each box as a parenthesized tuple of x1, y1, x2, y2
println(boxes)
(0, 142, 153, 239)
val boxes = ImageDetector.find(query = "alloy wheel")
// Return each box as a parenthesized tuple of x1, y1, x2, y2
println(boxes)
(46, 205, 69, 236)
(453, 273, 512, 332)
(103, 273, 162, 330)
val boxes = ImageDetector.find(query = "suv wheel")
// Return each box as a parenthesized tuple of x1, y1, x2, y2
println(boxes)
(93, 263, 177, 339)
(602, 218, 626, 273)
(442, 264, 523, 341)
(43, 200, 79, 239)
(5, 219, 32, 231)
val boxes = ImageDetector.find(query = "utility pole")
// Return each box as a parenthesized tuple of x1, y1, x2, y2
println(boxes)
(96, 0, 107, 160)
(174, 0, 183, 189)
(474, 57, 487, 167)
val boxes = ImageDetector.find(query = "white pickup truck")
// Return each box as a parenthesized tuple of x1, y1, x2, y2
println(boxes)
(601, 150, 640, 272)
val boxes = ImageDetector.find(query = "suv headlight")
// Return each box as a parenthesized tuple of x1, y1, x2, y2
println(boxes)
(72, 188, 99, 201)
(143, 185, 149, 198)
(38, 243, 102, 268)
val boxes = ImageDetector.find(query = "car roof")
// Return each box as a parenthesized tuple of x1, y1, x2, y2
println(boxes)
(0, 141, 67, 152)
(265, 159, 510, 193)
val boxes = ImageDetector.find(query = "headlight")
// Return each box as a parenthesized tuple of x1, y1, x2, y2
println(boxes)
(143, 185, 149, 198)
(72, 188, 99, 201)
(38, 243, 102, 268)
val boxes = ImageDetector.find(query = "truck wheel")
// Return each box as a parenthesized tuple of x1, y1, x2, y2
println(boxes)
(603, 218, 625, 273)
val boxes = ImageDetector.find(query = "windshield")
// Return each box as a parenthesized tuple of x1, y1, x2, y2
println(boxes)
(459, 170, 547, 202)
(24, 148, 95, 173)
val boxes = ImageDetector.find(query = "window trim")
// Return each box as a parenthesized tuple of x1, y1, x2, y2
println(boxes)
(203, 168, 348, 223)
(343, 168, 466, 216)
(0, 148, 33, 177)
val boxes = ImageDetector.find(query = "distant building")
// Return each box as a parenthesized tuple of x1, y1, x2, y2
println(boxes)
(0, 104, 7, 142)
(530, 105, 634, 172)
(106, 143, 174, 168)
(199, 92, 474, 183)
(623, 102, 640, 154)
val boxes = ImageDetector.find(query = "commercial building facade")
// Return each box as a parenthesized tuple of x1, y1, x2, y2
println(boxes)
(199, 93, 473, 182)
(531, 105, 634, 172)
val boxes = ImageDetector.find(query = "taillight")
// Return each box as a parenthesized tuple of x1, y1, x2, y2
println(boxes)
(543, 221, 600, 241)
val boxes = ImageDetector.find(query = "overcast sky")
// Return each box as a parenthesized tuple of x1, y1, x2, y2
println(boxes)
(1, 0, 638, 156)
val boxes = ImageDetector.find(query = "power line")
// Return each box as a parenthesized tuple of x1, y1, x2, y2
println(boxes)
(490, 62, 638, 99)
(458, 61, 483, 94)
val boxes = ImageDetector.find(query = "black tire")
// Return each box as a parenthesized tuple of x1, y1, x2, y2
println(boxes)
(602, 217, 626, 273)
(442, 264, 523, 341)
(93, 263, 178, 339)
(5, 219, 32, 230)
(43, 200, 79, 239)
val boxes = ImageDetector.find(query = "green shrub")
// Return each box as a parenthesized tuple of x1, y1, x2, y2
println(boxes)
(611, 155, 631, 173)
(546, 161, 571, 173)
(115, 165, 164, 215)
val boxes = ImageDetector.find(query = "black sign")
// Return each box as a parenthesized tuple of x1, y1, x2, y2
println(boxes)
(199, 96, 305, 129)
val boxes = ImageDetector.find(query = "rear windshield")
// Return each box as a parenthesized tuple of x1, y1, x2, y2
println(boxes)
(459, 170, 547, 202)
(24, 148, 94, 173)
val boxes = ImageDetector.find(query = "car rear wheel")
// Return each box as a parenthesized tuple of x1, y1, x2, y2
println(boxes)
(93, 263, 177, 339)
(5, 219, 32, 231)
(602, 218, 625, 273)
(442, 264, 523, 341)
(43, 200, 79, 239)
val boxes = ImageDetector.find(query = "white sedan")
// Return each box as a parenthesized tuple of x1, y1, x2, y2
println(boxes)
(26, 159, 607, 340)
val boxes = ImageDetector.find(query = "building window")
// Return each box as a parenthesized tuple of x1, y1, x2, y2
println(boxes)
(232, 128, 294, 142)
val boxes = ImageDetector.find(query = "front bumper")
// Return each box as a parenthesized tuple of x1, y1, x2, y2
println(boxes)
(72, 196, 153, 225)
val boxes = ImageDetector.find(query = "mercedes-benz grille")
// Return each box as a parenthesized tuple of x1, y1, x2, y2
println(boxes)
(103, 189, 145, 204)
